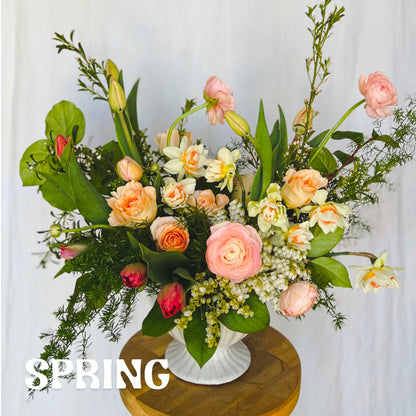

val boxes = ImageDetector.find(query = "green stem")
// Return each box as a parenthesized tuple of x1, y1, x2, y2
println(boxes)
(324, 251, 377, 260)
(308, 98, 365, 165)
(166, 102, 210, 146)
(62, 224, 117, 233)
(119, 113, 134, 154)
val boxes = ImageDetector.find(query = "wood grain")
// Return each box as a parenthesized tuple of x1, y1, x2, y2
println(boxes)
(119, 327, 301, 416)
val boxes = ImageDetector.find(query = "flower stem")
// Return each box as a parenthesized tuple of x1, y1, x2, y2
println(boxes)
(308, 98, 366, 166)
(166, 102, 210, 147)
(62, 224, 117, 233)
(324, 251, 377, 260)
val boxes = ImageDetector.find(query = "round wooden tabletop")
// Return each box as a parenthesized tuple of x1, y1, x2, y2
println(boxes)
(119, 326, 301, 416)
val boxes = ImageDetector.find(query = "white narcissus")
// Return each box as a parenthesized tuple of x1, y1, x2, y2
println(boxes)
(205, 148, 241, 192)
(287, 221, 314, 251)
(352, 251, 400, 293)
(161, 178, 196, 209)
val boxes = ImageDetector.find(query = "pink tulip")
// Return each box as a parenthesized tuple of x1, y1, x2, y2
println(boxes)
(157, 283, 186, 318)
(55, 135, 70, 158)
(59, 244, 87, 260)
(203, 76, 236, 125)
(120, 262, 147, 288)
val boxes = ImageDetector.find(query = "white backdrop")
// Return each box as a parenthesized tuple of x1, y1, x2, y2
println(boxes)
(2, 0, 416, 415)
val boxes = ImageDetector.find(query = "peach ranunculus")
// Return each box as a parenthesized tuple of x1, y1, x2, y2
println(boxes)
(281, 168, 328, 209)
(108, 181, 157, 227)
(205, 222, 262, 283)
(203, 76, 236, 125)
(161, 178, 196, 209)
(150, 216, 190, 253)
(359, 72, 398, 118)
(155, 129, 192, 151)
(279, 281, 319, 317)
(188, 190, 229, 214)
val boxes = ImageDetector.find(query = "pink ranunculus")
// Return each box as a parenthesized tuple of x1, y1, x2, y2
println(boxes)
(157, 282, 186, 318)
(359, 72, 398, 118)
(279, 281, 319, 317)
(203, 76, 236, 125)
(120, 262, 147, 289)
(55, 134, 70, 158)
(205, 222, 262, 283)
(59, 243, 88, 260)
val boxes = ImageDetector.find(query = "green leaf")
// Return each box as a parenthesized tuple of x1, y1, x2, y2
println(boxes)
(54, 261, 75, 279)
(39, 172, 77, 211)
(19, 140, 55, 186)
(331, 131, 365, 145)
(219, 292, 270, 333)
(127, 232, 141, 251)
(308, 130, 329, 148)
(278, 105, 287, 153)
(253, 100, 273, 198)
(269, 119, 280, 149)
(173, 267, 195, 283)
(142, 300, 176, 337)
(67, 149, 111, 224)
(310, 257, 352, 288)
(139, 243, 188, 284)
(184, 311, 216, 368)
(127, 79, 140, 132)
(45, 101, 85, 143)
(333, 150, 353, 165)
(373, 134, 399, 148)
(307, 225, 344, 258)
(270, 106, 288, 179)
(310, 147, 338, 175)
(114, 113, 133, 157)
(250, 166, 263, 201)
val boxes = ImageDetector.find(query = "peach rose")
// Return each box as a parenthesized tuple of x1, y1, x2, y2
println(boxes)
(188, 190, 229, 213)
(359, 72, 398, 118)
(281, 168, 327, 209)
(155, 129, 192, 151)
(108, 181, 157, 226)
(150, 216, 190, 253)
(205, 222, 262, 283)
(279, 282, 319, 317)
(203, 76, 236, 125)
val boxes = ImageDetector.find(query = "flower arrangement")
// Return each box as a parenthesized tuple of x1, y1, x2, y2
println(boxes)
(20, 0, 416, 392)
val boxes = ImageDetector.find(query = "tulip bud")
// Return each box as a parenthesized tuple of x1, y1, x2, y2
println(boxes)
(105, 59, 120, 82)
(292, 107, 315, 136)
(55, 135, 70, 158)
(117, 156, 143, 182)
(224, 111, 251, 137)
(50, 224, 62, 238)
(108, 79, 126, 113)
(59, 244, 88, 260)
(120, 262, 147, 288)
(157, 282, 186, 318)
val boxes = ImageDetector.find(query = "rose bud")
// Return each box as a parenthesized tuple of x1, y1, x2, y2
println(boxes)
(279, 281, 319, 317)
(59, 244, 88, 260)
(108, 79, 126, 113)
(120, 262, 147, 289)
(157, 282, 186, 318)
(117, 156, 143, 182)
(224, 111, 251, 137)
(55, 134, 71, 158)
(105, 59, 120, 82)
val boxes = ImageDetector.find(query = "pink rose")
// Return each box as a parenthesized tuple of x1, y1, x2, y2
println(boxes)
(205, 222, 262, 283)
(157, 282, 186, 318)
(279, 282, 319, 317)
(150, 216, 190, 253)
(117, 156, 143, 182)
(359, 72, 398, 118)
(281, 168, 327, 209)
(121, 262, 147, 288)
(59, 243, 87, 260)
(203, 76, 236, 125)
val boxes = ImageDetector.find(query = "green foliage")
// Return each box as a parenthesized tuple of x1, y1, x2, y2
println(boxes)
(307, 225, 344, 258)
(38, 172, 76, 211)
(219, 292, 270, 333)
(142, 300, 177, 337)
(309, 147, 338, 175)
(310, 256, 351, 288)
(313, 288, 346, 330)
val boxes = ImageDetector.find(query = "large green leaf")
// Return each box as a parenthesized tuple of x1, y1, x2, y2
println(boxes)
(309, 147, 338, 175)
(270, 106, 288, 180)
(307, 225, 344, 258)
(142, 300, 176, 337)
(331, 130, 365, 145)
(310, 257, 352, 288)
(373, 134, 399, 148)
(219, 292, 270, 333)
(39, 171, 77, 211)
(184, 311, 217, 368)
(253, 100, 273, 198)
(333, 150, 353, 165)
(250, 166, 263, 201)
(19, 140, 55, 186)
(45, 101, 85, 143)
(127, 79, 140, 132)
(308, 130, 329, 148)
(139, 243, 188, 284)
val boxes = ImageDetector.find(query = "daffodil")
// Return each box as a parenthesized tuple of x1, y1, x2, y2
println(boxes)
(205, 148, 241, 192)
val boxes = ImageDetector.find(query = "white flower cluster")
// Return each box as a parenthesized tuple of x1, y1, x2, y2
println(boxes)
(246, 229, 310, 311)
(209, 208, 228, 225)
(227, 200, 246, 224)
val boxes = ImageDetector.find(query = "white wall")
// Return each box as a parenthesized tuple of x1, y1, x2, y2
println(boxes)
(2, 0, 416, 415)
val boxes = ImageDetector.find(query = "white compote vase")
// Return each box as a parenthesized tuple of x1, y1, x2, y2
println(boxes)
(165, 323, 251, 385)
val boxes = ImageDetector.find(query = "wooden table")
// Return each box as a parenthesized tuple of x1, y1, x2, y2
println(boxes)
(119, 326, 301, 416)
